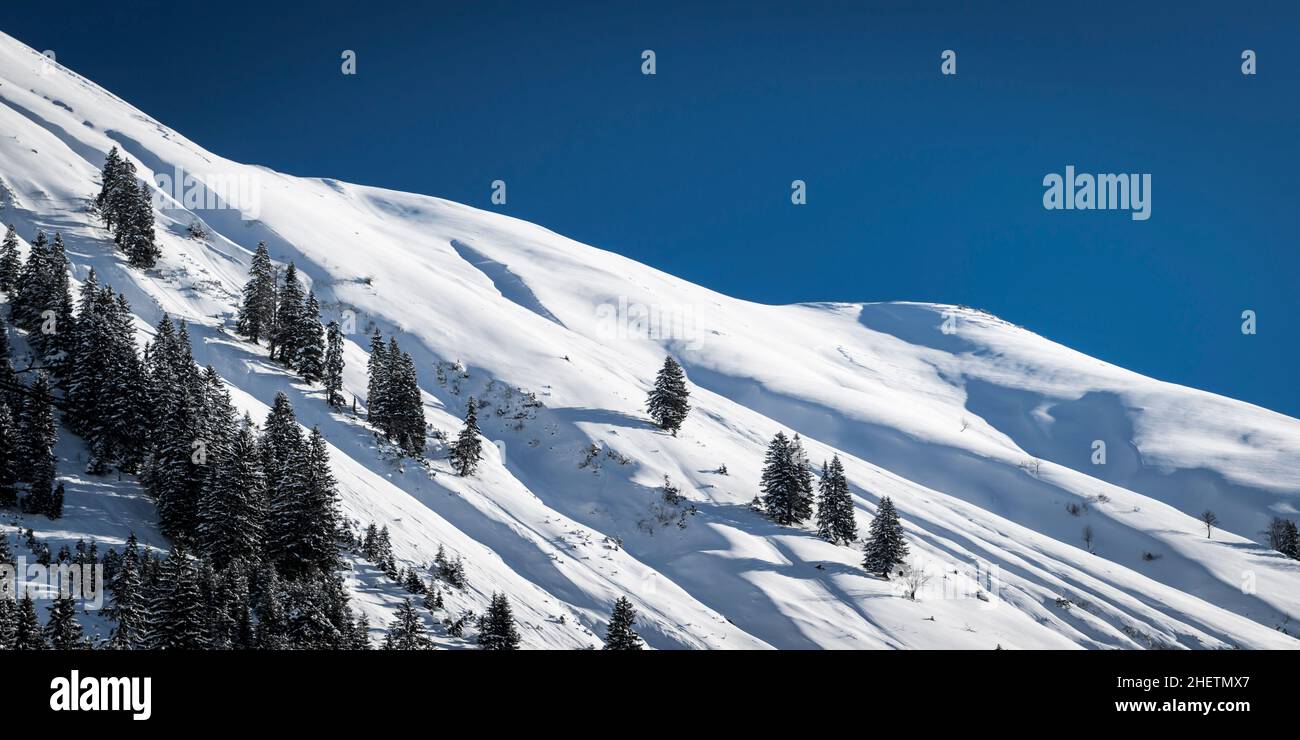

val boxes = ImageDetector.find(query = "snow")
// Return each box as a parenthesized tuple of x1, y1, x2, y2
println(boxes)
(1, 30, 1298, 649)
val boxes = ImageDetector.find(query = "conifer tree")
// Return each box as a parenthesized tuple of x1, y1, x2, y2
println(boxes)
(350, 614, 372, 650)
(254, 565, 288, 649)
(95, 147, 126, 229)
(0, 592, 15, 650)
(0, 403, 17, 507)
(477, 592, 520, 650)
(0, 224, 20, 293)
(20, 373, 57, 517)
(450, 398, 483, 476)
(118, 178, 160, 268)
(106, 534, 144, 649)
(603, 596, 643, 650)
(646, 355, 690, 435)
(815, 455, 857, 545)
(863, 497, 909, 577)
(272, 262, 306, 366)
(236, 242, 277, 344)
(156, 549, 208, 649)
(759, 431, 812, 526)
(300, 427, 342, 575)
(323, 320, 345, 407)
(383, 598, 433, 650)
(365, 329, 387, 423)
(14, 591, 45, 649)
(389, 346, 425, 455)
(297, 292, 325, 381)
(198, 413, 266, 570)
(44, 593, 85, 648)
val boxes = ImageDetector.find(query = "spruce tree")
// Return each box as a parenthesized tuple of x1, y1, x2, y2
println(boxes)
(365, 329, 388, 424)
(15, 591, 46, 649)
(389, 346, 425, 455)
(156, 549, 208, 649)
(272, 262, 306, 366)
(20, 373, 57, 517)
(0, 403, 17, 507)
(0, 592, 15, 650)
(236, 242, 277, 344)
(646, 355, 690, 435)
(0, 224, 20, 293)
(863, 497, 909, 577)
(815, 455, 857, 545)
(450, 398, 483, 476)
(44, 593, 85, 648)
(477, 592, 520, 650)
(198, 413, 266, 570)
(759, 432, 812, 526)
(603, 596, 643, 650)
(323, 320, 345, 407)
(106, 533, 144, 649)
(118, 178, 160, 268)
(95, 147, 126, 229)
(300, 427, 342, 576)
(383, 598, 433, 650)
(254, 565, 289, 649)
(296, 292, 325, 381)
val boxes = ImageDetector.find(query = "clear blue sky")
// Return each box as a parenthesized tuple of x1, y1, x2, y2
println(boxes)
(2, 1, 1297, 415)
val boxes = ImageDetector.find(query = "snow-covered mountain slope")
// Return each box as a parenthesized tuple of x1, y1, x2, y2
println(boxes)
(1, 30, 1298, 649)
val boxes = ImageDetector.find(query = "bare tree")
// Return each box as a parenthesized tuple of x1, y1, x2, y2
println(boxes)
(1201, 510, 1219, 539)
(1081, 525, 1095, 553)
(897, 562, 933, 601)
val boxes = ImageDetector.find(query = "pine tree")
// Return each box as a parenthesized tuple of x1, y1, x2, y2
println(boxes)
(236, 242, 277, 344)
(477, 592, 520, 650)
(389, 346, 425, 456)
(323, 321, 345, 407)
(156, 549, 208, 649)
(198, 413, 266, 570)
(253, 565, 288, 649)
(646, 355, 690, 435)
(48, 483, 64, 519)
(0, 224, 20, 293)
(350, 614, 372, 649)
(0, 403, 17, 507)
(0, 592, 15, 650)
(300, 427, 342, 576)
(296, 292, 325, 381)
(863, 497, 909, 576)
(20, 373, 57, 518)
(95, 147, 126, 229)
(44, 593, 85, 648)
(759, 431, 812, 526)
(272, 263, 306, 367)
(106, 534, 144, 649)
(603, 596, 642, 650)
(815, 455, 857, 545)
(450, 398, 482, 476)
(383, 598, 433, 650)
(365, 329, 387, 424)
(118, 177, 160, 268)
(15, 591, 46, 649)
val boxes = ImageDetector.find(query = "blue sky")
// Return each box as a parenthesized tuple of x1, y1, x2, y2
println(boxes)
(2, 0, 1297, 415)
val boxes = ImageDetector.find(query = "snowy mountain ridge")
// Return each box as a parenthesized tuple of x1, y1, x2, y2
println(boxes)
(1, 30, 1299, 649)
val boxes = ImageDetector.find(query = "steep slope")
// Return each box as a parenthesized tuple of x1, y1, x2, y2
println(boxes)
(1, 30, 1297, 649)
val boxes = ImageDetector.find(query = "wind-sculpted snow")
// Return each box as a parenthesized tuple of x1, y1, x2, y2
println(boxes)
(0, 30, 1298, 648)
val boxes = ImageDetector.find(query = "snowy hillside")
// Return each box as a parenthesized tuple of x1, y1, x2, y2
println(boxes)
(1, 29, 1298, 649)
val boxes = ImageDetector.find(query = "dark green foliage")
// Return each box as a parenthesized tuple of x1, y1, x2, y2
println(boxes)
(646, 355, 690, 435)
(477, 592, 520, 650)
(863, 496, 909, 576)
(815, 455, 857, 545)
(603, 596, 642, 650)
(449, 398, 482, 476)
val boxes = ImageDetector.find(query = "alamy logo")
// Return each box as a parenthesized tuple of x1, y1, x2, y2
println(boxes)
(1043, 165, 1151, 221)
(152, 165, 262, 220)
(49, 670, 151, 720)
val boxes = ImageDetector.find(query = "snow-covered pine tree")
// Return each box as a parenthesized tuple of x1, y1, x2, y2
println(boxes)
(301, 427, 342, 576)
(365, 329, 388, 424)
(95, 147, 126, 229)
(118, 177, 160, 268)
(815, 455, 857, 545)
(477, 592, 521, 650)
(49, 483, 64, 519)
(449, 397, 483, 476)
(759, 431, 811, 526)
(106, 533, 144, 649)
(272, 263, 307, 367)
(390, 346, 425, 456)
(603, 596, 643, 650)
(0, 403, 17, 508)
(14, 591, 45, 649)
(383, 598, 433, 650)
(156, 548, 208, 649)
(790, 434, 815, 520)
(253, 564, 288, 649)
(11, 229, 50, 331)
(44, 593, 84, 648)
(0, 225, 20, 293)
(296, 291, 325, 381)
(236, 242, 278, 344)
(198, 413, 266, 570)
(350, 614, 372, 650)
(0, 590, 15, 650)
(19, 373, 57, 517)
(323, 320, 345, 407)
(862, 496, 909, 577)
(646, 355, 690, 435)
